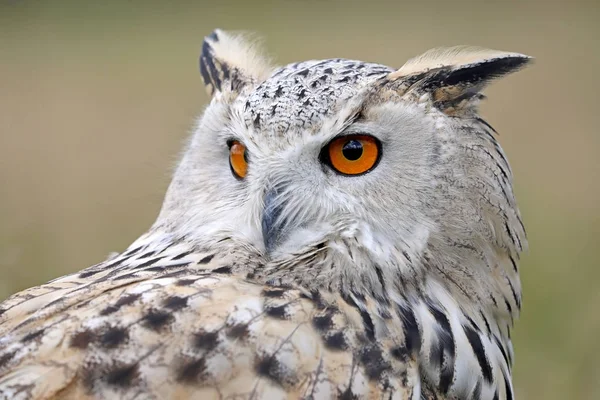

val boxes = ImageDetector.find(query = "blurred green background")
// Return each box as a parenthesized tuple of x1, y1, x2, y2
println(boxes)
(0, 0, 598, 398)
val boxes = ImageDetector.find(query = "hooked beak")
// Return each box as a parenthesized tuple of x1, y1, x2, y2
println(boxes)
(261, 188, 284, 254)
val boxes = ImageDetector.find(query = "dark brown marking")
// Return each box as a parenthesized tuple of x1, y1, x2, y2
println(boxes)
(359, 344, 390, 381)
(261, 288, 287, 298)
(144, 262, 189, 272)
(390, 345, 409, 361)
(255, 354, 295, 387)
(42, 297, 64, 309)
(100, 327, 129, 348)
(226, 323, 250, 339)
(192, 330, 219, 350)
(105, 364, 138, 387)
(0, 350, 17, 368)
(114, 272, 138, 281)
(100, 293, 141, 316)
(264, 303, 289, 319)
(163, 296, 188, 311)
(21, 329, 44, 343)
(70, 329, 95, 349)
(212, 266, 232, 274)
(312, 310, 335, 331)
(177, 357, 208, 384)
(324, 331, 348, 351)
(338, 387, 360, 400)
(176, 278, 197, 286)
(142, 309, 173, 331)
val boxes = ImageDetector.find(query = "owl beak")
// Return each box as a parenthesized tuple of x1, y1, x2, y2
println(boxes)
(262, 188, 284, 254)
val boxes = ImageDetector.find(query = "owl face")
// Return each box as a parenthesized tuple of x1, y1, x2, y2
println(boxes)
(176, 74, 437, 270)
(158, 30, 529, 280)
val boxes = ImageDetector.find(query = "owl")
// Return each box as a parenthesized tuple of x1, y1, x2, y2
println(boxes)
(0, 30, 530, 400)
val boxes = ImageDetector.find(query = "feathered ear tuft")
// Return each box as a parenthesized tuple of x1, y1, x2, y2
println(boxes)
(388, 46, 532, 114)
(200, 29, 274, 99)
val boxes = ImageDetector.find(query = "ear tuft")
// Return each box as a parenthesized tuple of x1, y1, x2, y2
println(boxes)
(200, 29, 274, 99)
(388, 46, 532, 114)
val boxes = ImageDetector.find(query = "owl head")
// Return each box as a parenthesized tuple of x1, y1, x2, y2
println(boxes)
(154, 30, 529, 319)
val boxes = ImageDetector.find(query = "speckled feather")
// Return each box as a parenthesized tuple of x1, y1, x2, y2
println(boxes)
(0, 239, 422, 400)
(0, 29, 531, 400)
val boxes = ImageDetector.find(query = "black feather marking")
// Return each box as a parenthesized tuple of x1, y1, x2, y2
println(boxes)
(135, 256, 164, 269)
(427, 304, 456, 393)
(507, 279, 521, 309)
(359, 308, 376, 341)
(479, 311, 492, 335)
(138, 250, 156, 258)
(397, 304, 421, 355)
(504, 372, 514, 400)
(509, 255, 518, 272)
(464, 324, 493, 383)
(444, 56, 531, 88)
(171, 250, 194, 260)
(123, 245, 144, 257)
(494, 335, 511, 368)
(212, 265, 232, 274)
(199, 254, 215, 264)
(21, 329, 45, 343)
(470, 380, 482, 400)
(200, 38, 220, 92)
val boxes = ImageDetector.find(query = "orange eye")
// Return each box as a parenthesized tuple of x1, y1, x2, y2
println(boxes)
(229, 141, 248, 179)
(323, 135, 380, 176)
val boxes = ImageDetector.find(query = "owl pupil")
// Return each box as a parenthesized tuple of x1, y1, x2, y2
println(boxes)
(342, 140, 363, 161)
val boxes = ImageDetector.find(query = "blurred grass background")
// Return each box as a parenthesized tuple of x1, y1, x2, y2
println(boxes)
(0, 0, 598, 398)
